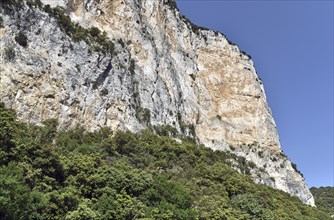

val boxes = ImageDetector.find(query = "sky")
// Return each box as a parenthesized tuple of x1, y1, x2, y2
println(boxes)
(176, 0, 333, 188)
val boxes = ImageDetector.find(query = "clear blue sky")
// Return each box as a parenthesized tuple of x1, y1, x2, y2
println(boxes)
(176, 0, 333, 188)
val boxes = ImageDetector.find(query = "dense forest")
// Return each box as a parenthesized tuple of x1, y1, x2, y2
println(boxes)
(310, 187, 334, 217)
(0, 104, 331, 219)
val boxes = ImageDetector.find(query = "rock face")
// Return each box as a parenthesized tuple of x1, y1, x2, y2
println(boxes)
(0, 0, 314, 205)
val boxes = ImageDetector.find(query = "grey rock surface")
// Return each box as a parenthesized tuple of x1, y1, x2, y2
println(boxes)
(0, 0, 314, 205)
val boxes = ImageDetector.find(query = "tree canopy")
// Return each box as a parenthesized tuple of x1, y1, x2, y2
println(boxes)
(0, 104, 331, 219)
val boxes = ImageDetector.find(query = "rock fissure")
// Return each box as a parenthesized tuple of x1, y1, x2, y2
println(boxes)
(0, 0, 315, 205)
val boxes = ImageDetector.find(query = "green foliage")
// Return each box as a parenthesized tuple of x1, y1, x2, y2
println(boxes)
(140, 175, 196, 219)
(48, 6, 73, 34)
(270, 177, 276, 183)
(129, 58, 136, 75)
(100, 88, 109, 96)
(310, 187, 334, 216)
(177, 111, 195, 136)
(1, 0, 24, 14)
(241, 50, 252, 60)
(117, 38, 125, 48)
(291, 162, 303, 177)
(3, 46, 15, 62)
(258, 150, 264, 158)
(135, 106, 151, 125)
(26, 0, 43, 9)
(65, 199, 100, 220)
(164, 0, 178, 11)
(89, 27, 101, 38)
(232, 194, 275, 219)
(0, 17, 4, 28)
(41, 118, 59, 142)
(2, 0, 42, 14)
(0, 162, 46, 219)
(0, 104, 331, 219)
(96, 191, 145, 219)
(172, 4, 212, 46)
(153, 124, 178, 137)
(164, 0, 244, 52)
(4, 0, 115, 55)
(0, 103, 16, 164)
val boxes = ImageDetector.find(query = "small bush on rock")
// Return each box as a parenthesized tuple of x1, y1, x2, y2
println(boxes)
(4, 46, 15, 62)
(15, 32, 28, 47)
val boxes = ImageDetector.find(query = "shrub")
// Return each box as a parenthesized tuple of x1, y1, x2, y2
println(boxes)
(2, 0, 24, 14)
(164, 0, 178, 10)
(271, 157, 278, 162)
(188, 124, 196, 137)
(153, 125, 178, 137)
(2, 0, 19, 5)
(118, 39, 125, 48)
(258, 150, 264, 158)
(72, 26, 87, 42)
(0, 17, 4, 28)
(15, 32, 28, 47)
(26, 0, 43, 8)
(135, 107, 151, 125)
(89, 27, 101, 38)
(100, 88, 108, 96)
(177, 111, 186, 133)
(230, 145, 236, 151)
(3, 46, 15, 62)
(43, 5, 115, 55)
(291, 162, 303, 177)
(129, 59, 135, 75)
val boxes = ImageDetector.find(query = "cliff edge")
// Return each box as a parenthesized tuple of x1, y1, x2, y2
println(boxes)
(0, 0, 314, 205)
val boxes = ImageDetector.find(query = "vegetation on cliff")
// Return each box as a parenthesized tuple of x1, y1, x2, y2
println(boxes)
(0, 104, 331, 219)
(310, 187, 334, 217)
(2, 0, 115, 54)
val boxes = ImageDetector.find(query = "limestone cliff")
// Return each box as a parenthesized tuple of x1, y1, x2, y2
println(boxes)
(0, 0, 314, 205)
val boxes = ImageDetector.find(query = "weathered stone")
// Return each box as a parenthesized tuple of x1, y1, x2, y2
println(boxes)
(0, 0, 314, 205)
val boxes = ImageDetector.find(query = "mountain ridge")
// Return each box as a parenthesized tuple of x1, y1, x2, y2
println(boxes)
(0, 0, 314, 205)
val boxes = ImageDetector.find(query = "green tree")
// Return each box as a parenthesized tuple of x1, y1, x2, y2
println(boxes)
(96, 191, 146, 219)
(65, 199, 100, 220)
(140, 175, 196, 219)
(310, 187, 334, 216)
(232, 194, 275, 219)
(0, 103, 16, 165)
(0, 162, 46, 219)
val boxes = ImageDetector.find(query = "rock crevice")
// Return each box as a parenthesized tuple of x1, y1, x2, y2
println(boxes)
(0, 0, 314, 205)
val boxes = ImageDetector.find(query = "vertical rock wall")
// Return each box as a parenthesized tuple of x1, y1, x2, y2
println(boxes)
(0, 0, 314, 205)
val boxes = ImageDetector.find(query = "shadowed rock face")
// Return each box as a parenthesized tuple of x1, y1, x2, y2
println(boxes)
(0, 0, 314, 205)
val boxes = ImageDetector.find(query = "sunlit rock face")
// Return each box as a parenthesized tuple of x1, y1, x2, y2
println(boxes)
(0, 0, 314, 205)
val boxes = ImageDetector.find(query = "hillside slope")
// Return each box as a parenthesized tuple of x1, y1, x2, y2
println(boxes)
(0, 104, 331, 219)
(311, 187, 334, 217)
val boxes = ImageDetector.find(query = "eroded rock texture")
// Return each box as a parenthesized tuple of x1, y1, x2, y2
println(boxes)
(0, 0, 314, 205)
